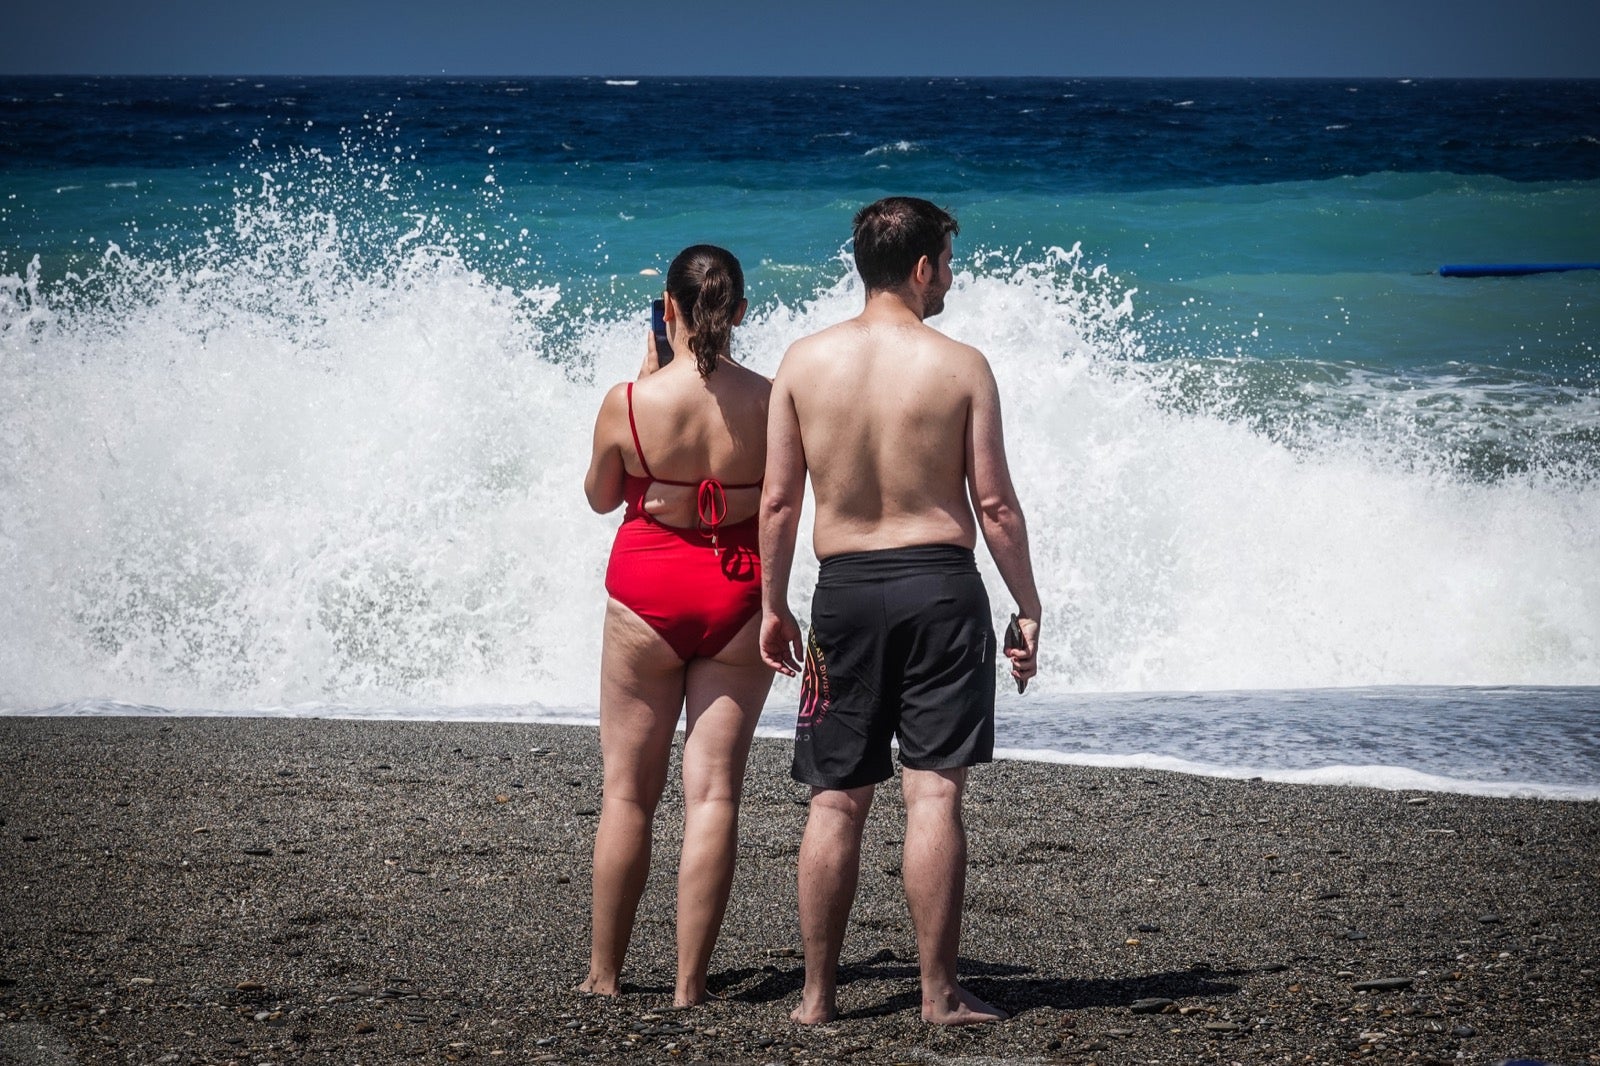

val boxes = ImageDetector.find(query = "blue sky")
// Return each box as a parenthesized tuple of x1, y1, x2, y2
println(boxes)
(4, 0, 1598, 77)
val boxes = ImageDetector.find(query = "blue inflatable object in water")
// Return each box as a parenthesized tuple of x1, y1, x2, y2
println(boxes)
(1439, 263, 1600, 277)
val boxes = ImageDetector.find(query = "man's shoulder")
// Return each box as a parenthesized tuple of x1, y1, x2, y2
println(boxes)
(775, 320, 856, 378)
(918, 325, 991, 381)
(785, 318, 858, 354)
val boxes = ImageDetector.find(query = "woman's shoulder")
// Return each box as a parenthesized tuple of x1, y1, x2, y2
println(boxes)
(721, 360, 775, 394)
(592, 379, 634, 429)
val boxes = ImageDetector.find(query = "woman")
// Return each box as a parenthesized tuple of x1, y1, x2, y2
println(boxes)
(580, 245, 774, 1006)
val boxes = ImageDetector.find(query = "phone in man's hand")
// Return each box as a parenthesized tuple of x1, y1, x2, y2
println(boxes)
(1003, 613, 1028, 694)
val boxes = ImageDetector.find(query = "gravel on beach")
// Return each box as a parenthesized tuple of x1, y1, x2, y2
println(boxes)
(2, 715, 1596, 1066)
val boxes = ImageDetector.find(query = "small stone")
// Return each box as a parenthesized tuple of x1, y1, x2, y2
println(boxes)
(355, 1022, 376, 1034)
(1478, 914, 1502, 924)
(1345, 930, 1368, 941)
(1130, 998, 1174, 1014)
(1353, 977, 1414, 992)
(575, 807, 597, 817)
(1136, 923, 1161, 933)
(241, 848, 273, 857)
(1405, 797, 1429, 805)
(1125, 938, 1142, 946)
(1451, 1024, 1477, 1037)
(235, 981, 265, 991)
(129, 977, 154, 986)
(1204, 1021, 1243, 1033)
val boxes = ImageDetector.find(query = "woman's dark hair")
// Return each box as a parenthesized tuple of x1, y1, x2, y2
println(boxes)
(665, 244, 745, 377)
(851, 197, 959, 292)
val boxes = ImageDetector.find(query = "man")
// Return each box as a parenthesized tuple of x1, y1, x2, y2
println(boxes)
(759, 196, 1042, 1026)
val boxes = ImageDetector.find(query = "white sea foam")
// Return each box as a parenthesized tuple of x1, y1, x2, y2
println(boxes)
(2, 178, 1598, 717)
(864, 140, 920, 156)
(993, 747, 1600, 800)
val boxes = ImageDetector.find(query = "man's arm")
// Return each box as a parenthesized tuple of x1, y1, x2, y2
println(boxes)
(759, 360, 808, 676)
(965, 356, 1042, 683)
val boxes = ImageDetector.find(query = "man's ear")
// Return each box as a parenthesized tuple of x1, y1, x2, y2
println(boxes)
(913, 254, 933, 285)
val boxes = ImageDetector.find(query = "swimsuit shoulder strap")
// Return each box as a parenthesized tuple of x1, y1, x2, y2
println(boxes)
(624, 382, 656, 481)
(626, 382, 761, 489)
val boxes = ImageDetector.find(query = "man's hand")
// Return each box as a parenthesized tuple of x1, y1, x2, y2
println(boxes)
(1005, 616, 1040, 691)
(761, 608, 804, 677)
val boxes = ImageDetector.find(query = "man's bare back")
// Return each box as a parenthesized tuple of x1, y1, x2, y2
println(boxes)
(779, 313, 988, 558)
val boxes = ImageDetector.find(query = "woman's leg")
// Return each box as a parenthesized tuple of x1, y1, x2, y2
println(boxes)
(580, 598, 687, 996)
(674, 614, 775, 1005)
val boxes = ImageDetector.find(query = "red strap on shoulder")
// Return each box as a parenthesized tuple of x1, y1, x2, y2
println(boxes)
(625, 382, 655, 481)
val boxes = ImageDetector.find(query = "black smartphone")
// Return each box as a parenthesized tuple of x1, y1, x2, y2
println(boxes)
(1003, 613, 1027, 694)
(651, 298, 674, 365)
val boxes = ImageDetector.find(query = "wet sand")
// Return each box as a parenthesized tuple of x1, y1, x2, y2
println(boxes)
(2, 715, 1596, 1065)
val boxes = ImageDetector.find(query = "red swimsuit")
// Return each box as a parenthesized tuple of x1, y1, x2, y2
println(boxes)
(604, 383, 762, 660)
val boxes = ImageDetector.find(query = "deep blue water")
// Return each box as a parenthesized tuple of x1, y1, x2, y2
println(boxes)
(6, 76, 1599, 182)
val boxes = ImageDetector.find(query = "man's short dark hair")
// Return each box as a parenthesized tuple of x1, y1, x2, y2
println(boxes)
(851, 197, 959, 292)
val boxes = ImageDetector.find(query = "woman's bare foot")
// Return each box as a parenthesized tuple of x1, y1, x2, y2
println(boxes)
(922, 983, 1007, 1026)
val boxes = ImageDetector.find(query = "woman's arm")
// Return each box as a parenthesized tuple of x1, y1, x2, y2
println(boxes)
(584, 382, 630, 514)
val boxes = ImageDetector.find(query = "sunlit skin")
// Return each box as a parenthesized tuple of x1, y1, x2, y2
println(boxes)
(580, 291, 774, 1007)
(761, 228, 1041, 1026)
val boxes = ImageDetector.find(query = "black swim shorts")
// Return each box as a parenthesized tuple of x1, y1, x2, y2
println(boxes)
(792, 544, 996, 790)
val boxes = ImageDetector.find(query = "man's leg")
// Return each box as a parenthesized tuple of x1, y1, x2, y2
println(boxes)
(900, 766, 1006, 1025)
(791, 783, 874, 1024)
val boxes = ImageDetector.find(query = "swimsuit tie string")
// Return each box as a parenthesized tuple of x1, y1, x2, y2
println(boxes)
(697, 479, 729, 553)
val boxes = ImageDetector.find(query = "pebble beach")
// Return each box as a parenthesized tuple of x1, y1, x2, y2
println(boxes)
(2, 715, 1596, 1065)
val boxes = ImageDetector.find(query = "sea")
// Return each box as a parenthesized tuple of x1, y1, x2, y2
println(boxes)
(2, 77, 1597, 799)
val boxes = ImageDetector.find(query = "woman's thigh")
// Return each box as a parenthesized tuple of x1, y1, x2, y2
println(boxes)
(599, 597, 688, 803)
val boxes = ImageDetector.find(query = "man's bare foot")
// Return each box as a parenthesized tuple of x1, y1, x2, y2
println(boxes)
(577, 974, 619, 997)
(922, 983, 1007, 1026)
(789, 989, 837, 1025)
(673, 987, 717, 1008)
